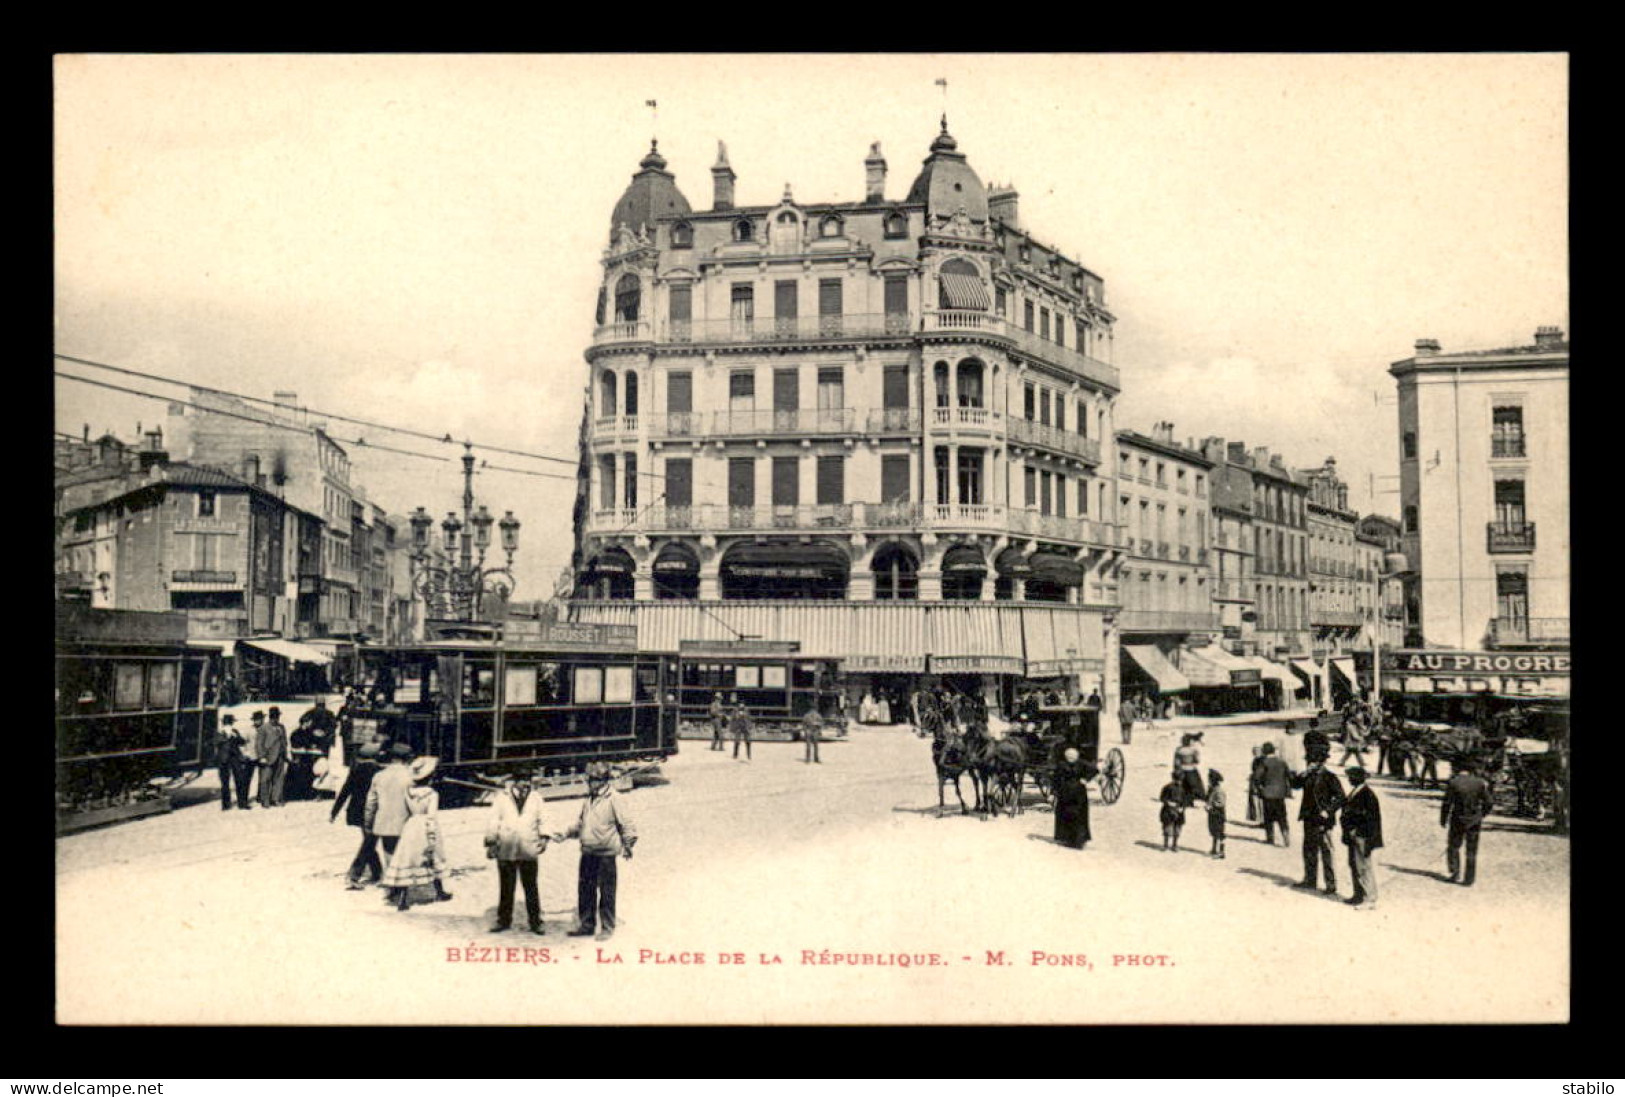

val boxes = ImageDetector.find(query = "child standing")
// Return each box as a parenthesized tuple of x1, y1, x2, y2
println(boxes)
(1159, 769, 1186, 852)
(1206, 768, 1228, 859)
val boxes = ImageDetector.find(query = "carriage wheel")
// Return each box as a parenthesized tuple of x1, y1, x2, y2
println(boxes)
(1099, 748, 1125, 805)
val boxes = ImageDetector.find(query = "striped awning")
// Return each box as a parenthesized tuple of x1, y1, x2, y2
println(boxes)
(1123, 645, 1190, 693)
(939, 272, 991, 311)
(1241, 655, 1295, 691)
(1028, 552, 1084, 587)
(1291, 659, 1321, 684)
(1180, 646, 1248, 688)
(1330, 657, 1358, 687)
(652, 544, 699, 574)
(241, 637, 332, 665)
(941, 544, 988, 573)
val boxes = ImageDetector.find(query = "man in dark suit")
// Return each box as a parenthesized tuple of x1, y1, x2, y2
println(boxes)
(1254, 741, 1293, 846)
(1291, 742, 1345, 894)
(1340, 766, 1383, 909)
(216, 714, 253, 811)
(330, 742, 383, 889)
(1441, 756, 1495, 886)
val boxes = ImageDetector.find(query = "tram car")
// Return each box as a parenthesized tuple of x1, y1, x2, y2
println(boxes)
(348, 621, 677, 798)
(55, 605, 216, 831)
(673, 640, 847, 741)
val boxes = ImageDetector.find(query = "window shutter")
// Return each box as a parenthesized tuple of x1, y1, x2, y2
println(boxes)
(882, 365, 909, 409)
(728, 458, 755, 508)
(623, 453, 637, 509)
(884, 276, 908, 316)
(775, 280, 798, 319)
(881, 455, 910, 503)
(668, 284, 691, 323)
(773, 368, 799, 412)
(819, 278, 843, 315)
(730, 372, 755, 400)
(772, 456, 799, 506)
(664, 459, 692, 507)
(666, 371, 692, 414)
(1024, 466, 1036, 508)
(816, 456, 844, 505)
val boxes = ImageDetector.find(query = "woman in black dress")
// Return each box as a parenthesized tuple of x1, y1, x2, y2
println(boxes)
(1052, 746, 1098, 849)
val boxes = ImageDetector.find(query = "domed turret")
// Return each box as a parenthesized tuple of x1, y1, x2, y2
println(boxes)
(610, 140, 692, 237)
(904, 116, 988, 222)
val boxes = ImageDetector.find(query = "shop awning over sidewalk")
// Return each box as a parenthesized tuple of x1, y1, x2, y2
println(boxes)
(1183, 644, 1261, 688)
(1240, 655, 1295, 692)
(1123, 645, 1190, 693)
(1330, 657, 1359, 688)
(241, 637, 333, 665)
(1290, 659, 1321, 686)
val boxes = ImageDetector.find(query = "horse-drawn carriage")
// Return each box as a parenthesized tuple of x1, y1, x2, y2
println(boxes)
(1005, 704, 1126, 810)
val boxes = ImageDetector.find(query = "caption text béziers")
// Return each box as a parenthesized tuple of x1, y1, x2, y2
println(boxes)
(445, 946, 1175, 969)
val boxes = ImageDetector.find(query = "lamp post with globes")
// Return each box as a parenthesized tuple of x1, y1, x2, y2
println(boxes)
(407, 443, 521, 627)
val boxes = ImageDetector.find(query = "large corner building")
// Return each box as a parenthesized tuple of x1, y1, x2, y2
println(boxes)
(567, 123, 1126, 713)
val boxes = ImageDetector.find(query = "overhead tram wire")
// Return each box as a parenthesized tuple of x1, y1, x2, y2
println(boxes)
(53, 351, 665, 485)
(54, 370, 586, 483)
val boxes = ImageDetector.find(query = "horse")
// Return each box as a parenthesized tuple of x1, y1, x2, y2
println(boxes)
(931, 722, 976, 817)
(968, 719, 1028, 817)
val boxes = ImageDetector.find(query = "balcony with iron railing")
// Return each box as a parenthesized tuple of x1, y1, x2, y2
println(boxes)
(1007, 508, 1120, 548)
(1118, 609, 1220, 633)
(1310, 608, 1364, 628)
(1488, 617, 1569, 646)
(1157, 540, 1171, 559)
(1006, 416, 1103, 464)
(1138, 538, 1154, 556)
(591, 414, 640, 440)
(649, 411, 705, 439)
(1003, 319, 1122, 391)
(711, 408, 858, 438)
(1487, 521, 1536, 553)
(1211, 579, 1252, 602)
(662, 313, 908, 347)
(865, 407, 922, 433)
(1491, 434, 1527, 459)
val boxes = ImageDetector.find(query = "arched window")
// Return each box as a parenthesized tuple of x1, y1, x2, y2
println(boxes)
(670, 221, 693, 248)
(771, 211, 799, 252)
(955, 358, 985, 409)
(820, 215, 843, 238)
(733, 218, 754, 243)
(938, 257, 987, 313)
(940, 544, 986, 601)
(614, 273, 641, 323)
(583, 548, 635, 601)
(871, 543, 919, 601)
(599, 371, 618, 418)
(933, 361, 951, 409)
(883, 211, 908, 239)
(623, 371, 639, 417)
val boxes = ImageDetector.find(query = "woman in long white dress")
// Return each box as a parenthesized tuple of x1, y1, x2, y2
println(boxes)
(380, 756, 453, 911)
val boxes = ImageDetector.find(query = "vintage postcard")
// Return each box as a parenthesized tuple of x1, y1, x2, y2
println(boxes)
(53, 53, 1568, 1025)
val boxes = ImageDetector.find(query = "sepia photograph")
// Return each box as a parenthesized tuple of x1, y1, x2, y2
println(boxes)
(52, 52, 1569, 1025)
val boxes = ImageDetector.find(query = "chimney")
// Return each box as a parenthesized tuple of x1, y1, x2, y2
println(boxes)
(82, 423, 89, 442)
(864, 141, 887, 203)
(1227, 441, 1248, 464)
(1414, 338, 1440, 357)
(1534, 325, 1564, 348)
(711, 140, 736, 211)
(988, 183, 1020, 228)
(1253, 446, 1271, 468)
(138, 427, 167, 470)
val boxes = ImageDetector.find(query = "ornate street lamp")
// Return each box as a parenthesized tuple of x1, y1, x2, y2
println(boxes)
(407, 443, 521, 625)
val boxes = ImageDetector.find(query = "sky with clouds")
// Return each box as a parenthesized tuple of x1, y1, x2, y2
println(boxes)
(54, 53, 1568, 600)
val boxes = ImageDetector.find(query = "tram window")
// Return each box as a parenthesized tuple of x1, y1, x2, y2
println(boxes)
(762, 664, 787, 689)
(636, 664, 660, 701)
(505, 665, 538, 707)
(736, 665, 761, 689)
(792, 663, 818, 689)
(395, 675, 423, 706)
(146, 662, 178, 709)
(574, 666, 604, 705)
(463, 664, 497, 707)
(605, 666, 634, 704)
(113, 663, 145, 710)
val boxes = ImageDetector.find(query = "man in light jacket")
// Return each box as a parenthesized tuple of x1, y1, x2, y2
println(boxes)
(364, 742, 417, 865)
(558, 762, 638, 942)
(485, 771, 551, 934)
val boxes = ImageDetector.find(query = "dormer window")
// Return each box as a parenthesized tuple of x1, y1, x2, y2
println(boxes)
(1019, 244, 1031, 264)
(819, 215, 844, 238)
(670, 221, 693, 248)
(884, 211, 908, 238)
(733, 218, 754, 243)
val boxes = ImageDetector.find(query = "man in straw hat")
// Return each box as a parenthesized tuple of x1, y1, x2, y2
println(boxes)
(1291, 738, 1346, 896)
(556, 762, 638, 942)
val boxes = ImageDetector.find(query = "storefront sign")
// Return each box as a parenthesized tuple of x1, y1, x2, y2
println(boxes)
(1027, 657, 1107, 677)
(1383, 650, 1570, 676)
(535, 622, 638, 649)
(930, 655, 1025, 675)
(679, 640, 801, 655)
(1230, 669, 1262, 686)
(846, 653, 928, 673)
(729, 566, 828, 578)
